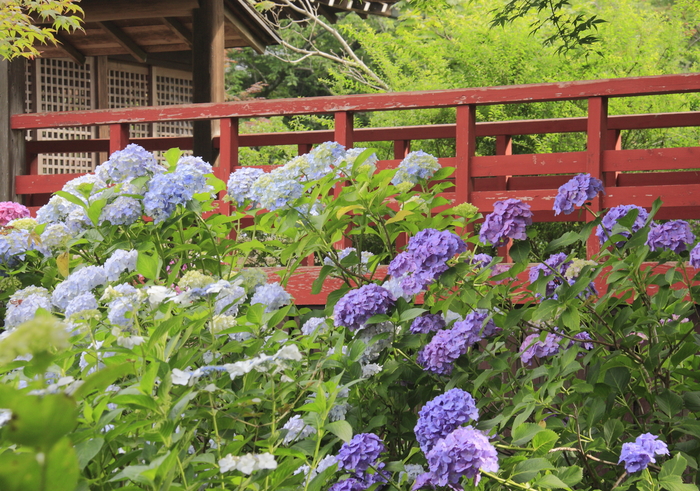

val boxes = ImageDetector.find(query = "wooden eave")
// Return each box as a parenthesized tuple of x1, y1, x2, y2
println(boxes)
(285, 0, 399, 19)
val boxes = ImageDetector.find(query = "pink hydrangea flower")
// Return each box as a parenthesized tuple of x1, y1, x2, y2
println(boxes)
(0, 201, 30, 227)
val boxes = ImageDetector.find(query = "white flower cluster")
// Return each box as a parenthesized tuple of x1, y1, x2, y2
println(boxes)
(218, 452, 277, 474)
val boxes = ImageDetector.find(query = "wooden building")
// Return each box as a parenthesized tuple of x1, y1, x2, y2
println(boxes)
(0, 0, 398, 201)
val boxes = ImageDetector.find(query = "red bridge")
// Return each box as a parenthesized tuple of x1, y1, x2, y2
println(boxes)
(9, 73, 700, 303)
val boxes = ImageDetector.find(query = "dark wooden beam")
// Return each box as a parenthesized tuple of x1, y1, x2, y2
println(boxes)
(0, 59, 26, 202)
(162, 17, 193, 48)
(98, 21, 148, 63)
(80, 0, 199, 22)
(223, 5, 266, 54)
(316, 3, 338, 23)
(53, 33, 86, 65)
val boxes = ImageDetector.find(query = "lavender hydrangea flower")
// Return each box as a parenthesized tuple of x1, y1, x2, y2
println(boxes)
(520, 331, 563, 366)
(619, 433, 669, 473)
(646, 220, 695, 253)
(452, 310, 499, 346)
(414, 388, 479, 454)
(421, 426, 499, 487)
(570, 332, 594, 351)
(690, 243, 700, 268)
(417, 328, 468, 375)
(104, 249, 138, 282)
(410, 313, 446, 334)
(96, 144, 164, 184)
(227, 167, 265, 206)
(336, 433, 385, 474)
(528, 253, 572, 298)
(470, 253, 493, 270)
(250, 282, 292, 312)
(391, 151, 441, 187)
(596, 205, 649, 246)
(333, 284, 395, 332)
(388, 229, 467, 295)
(479, 199, 533, 247)
(553, 173, 604, 216)
(0, 201, 30, 227)
(99, 196, 142, 226)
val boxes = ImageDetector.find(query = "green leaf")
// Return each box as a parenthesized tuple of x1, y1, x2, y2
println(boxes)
(556, 465, 583, 487)
(512, 422, 544, 446)
(682, 392, 700, 412)
(660, 454, 688, 480)
(136, 251, 160, 281)
(164, 147, 183, 169)
(532, 430, 559, 456)
(312, 265, 334, 295)
(110, 394, 160, 412)
(603, 366, 630, 393)
(44, 437, 80, 491)
(336, 204, 364, 219)
(55, 190, 87, 210)
(510, 240, 531, 264)
(72, 363, 133, 400)
(658, 475, 698, 491)
(657, 390, 683, 418)
(0, 451, 41, 491)
(534, 473, 571, 489)
(325, 420, 353, 442)
(561, 306, 580, 330)
(87, 198, 107, 225)
(511, 458, 554, 483)
(75, 437, 104, 469)
(386, 209, 414, 224)
(399, 308, 427, 323)
(603, 419, 624, 447)
(2, 391, 78, 450)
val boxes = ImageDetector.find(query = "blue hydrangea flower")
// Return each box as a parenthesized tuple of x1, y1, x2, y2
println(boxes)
(528, 253, 571, 298)
(0, 228, 40, 265)
(553, 173, 604, 216)
(619, 433, 669, 473)
(301, 317, 329, 335)
(391, 151, 440, 186)
(333, 284, 395, 332)
(249, 167, 304, 211)
(340, 147, 378, 175)
(62, 173, 108, 198)
(100, 196, 142, 226)
(4, 287, 53, 329)
(104, 249, 138, 282)
(205, 280, 246, 316)
(250, 282, 292, 312)
(479, 199, 533, 247)
(569, 332, 594, 351)
(381, 275, 412, 301)
(324, 248, 374, 274)
(39, 223, 71, 252)
(282, 415, 316, 445)
(646, 220, 695, 253)
(410, 313, 446, 334)
(336, 433, 385, 474)
(96, 144, 164, 184)
(52, 266, 108, 310)
(388, 229, 467, 295)
(596, 205, 649, 246)
(227, 167, 265, 206)
(691, 243, 700, 268)
(414, 388, 479, 454)
(309, 141, 345, 171)
(35, 195, 78, 224)
(106, 283, 141, 328)
(65, 208, 92, 235)
(65, 292, 98, 319)
(422, 426, 499, 487)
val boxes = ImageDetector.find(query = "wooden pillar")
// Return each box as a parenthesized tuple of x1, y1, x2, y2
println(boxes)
(586, 97, 608, 258)
(218, 117, 239, 216)
(110, 124, 130, 154)
(334, 111, 354, 249)
(455, 105, 476, 239)
(0, 59, 26, 203)
(192, 0, 225, 164)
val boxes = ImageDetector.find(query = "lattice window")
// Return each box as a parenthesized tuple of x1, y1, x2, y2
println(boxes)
(154, 68, 193, 138)
(109, 62, 150, 138)
(33, 58, 95, 175)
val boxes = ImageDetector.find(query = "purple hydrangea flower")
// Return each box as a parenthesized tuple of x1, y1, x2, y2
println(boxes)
(391, 150, 441, 187)
(570, 332, 594, 351)
(553, 173, 604, 216)
(250, 282, 292, 312)
(422, 426, 499, 488)
(479, 199, 533, 247)
(417, 328, 468, 375)
(452, 310, 499, 346)
(388, 229, 467, 295)
(227, 167, 265, 206)
(596, 205, 649, 246)
(646, 220, 695, 253)
(328, 478, 365, 491)
(410, 313, 446, 334)
(528, 253, 571, 298)
(0, 201, 30, 227)
(470, 253, 493, 270)
(619, 433, 669, 473)
(333, 284, 395, 332)
(520, 331, 563, 366)
(414, 388, 479, 454)
(336, 433, 385, 474)
(690, 243, 700, 268)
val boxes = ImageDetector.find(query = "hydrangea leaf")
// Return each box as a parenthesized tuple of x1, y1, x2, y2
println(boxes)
(325, 420, 353, 443)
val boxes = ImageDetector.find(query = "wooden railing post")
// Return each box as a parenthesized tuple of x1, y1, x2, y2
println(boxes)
(334, 111, 354, 249)
(603, 128, 621, 187)
(218, 117, 239, 216)
(495, 134, 513, 261)
(109, 123, 130, 154)
(298, 144, 313, 156)
(586, 96, 608, 258)
(455, 105, 476, 239)
(394, 140, 410, 160)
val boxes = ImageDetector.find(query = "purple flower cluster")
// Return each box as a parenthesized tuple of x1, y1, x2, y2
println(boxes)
(414, 388, 479, 454)
(470, 253, 493, 270)
(333, 283, 395, 332)
(453, 310, 499, 346)
(410, 313, 446, 334)
(479, 199, 533, 247)
(417, 426, 498, 488)
(553, 173, 604, 216)
(528, 253, 571, 298)
(646, 220, 695, 253)
(336, 433, 385, 474)
(388, 229, 467, 295)
(520, 330, 593, 365)
(619, 433, 669, 473)
(691, 243, 700, 268)
(0, 201, 30, 227)
(596, 205, 649, 246)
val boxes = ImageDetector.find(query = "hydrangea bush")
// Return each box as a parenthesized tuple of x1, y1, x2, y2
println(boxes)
(0, 145, 698, 491)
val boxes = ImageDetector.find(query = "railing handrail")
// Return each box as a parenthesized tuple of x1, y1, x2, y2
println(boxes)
(11, 73, 700, 130)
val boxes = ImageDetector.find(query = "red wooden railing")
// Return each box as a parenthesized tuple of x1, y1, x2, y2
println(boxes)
(10, 73, 700, 303)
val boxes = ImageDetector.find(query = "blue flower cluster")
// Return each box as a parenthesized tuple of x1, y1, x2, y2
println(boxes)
(52, 265, 108, 310)
(388, 229, 467, 296)
(646, 220, 695, 253)
(619, 433, 669, 473)
(333, 284, 395, 332)
(479, 199, 533, 247)
(596, 204, 649, 246)
(0, 228, 41, 265)
(410, 313, 446, 334)
(249, 167, 304, 211)
(250, 282, 292, 313)
(65, 292, 98, 319)
(96, 143, 163, 184)
(4, 286, 53, 329)
(99, 196, 142, 226)
(414, 388, 479, 454)
(391, 151, 440, 187)
(553, 173, 604, 216)
(104, 249, 138, 282)
(227, 167, 265, 206)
